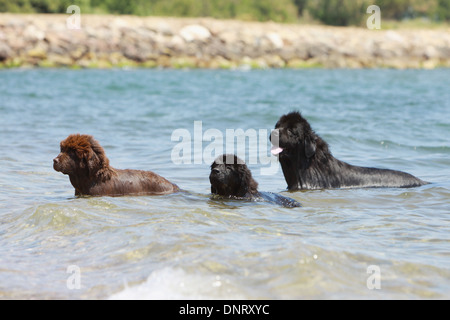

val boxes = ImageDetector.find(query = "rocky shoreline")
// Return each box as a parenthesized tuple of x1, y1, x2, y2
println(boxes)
(1, 13, 450, 69)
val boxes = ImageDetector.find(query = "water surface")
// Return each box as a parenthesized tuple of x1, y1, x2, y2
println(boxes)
(0, 68, 449, 299)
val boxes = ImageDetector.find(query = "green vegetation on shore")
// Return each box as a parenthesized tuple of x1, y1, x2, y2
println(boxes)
(1, 0, 449, 25)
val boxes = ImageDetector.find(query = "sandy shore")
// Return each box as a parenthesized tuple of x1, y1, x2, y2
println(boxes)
(1, 13, 450, 69)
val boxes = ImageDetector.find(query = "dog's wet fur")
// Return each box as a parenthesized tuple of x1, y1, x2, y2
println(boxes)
(210, 154, 301, 208)
(270, 112, 428, 190)
(54, 134, 179, 197)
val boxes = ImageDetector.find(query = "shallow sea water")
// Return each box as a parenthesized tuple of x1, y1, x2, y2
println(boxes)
(0, 68, 449, 299)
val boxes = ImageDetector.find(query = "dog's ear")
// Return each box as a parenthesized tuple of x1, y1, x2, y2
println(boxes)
(71, 146, 88, 169)
(304, 137, 316, 158)
(87, 137, 113, 180)
(236, 163, 258, 196)
(77, 149, 92, 170)
(86, 149, 101, 172)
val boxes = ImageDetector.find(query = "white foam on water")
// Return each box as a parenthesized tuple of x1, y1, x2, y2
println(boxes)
(109, 267, 248, 300)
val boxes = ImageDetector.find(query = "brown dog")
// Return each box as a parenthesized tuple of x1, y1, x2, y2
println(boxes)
(53, 134, 179, 197)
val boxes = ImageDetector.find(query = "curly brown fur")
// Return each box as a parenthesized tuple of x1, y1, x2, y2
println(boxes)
(53, 134, 179, 197)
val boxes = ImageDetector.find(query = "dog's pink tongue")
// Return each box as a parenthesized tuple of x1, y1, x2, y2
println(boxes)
(271, 146, 283, 155)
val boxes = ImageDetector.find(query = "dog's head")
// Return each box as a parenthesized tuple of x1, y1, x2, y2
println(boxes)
(270, 111, 316, 159)
(53, 134, 112, 180)
(209, 154, 258, 197)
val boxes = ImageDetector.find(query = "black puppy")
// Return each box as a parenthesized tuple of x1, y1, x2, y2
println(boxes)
(270, 111, 428, 190)
(209, 154, 301, 208)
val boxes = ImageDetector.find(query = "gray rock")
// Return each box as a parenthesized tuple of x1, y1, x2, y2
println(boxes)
(0, 42, 12, 61)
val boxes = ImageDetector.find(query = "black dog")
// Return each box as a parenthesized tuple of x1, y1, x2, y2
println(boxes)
(209, 154, 301, 208)
(270, 111, 428, 190)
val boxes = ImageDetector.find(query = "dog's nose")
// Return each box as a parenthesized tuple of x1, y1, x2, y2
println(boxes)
(212, 168, 220, 174)
(53, 158, 59, 165)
